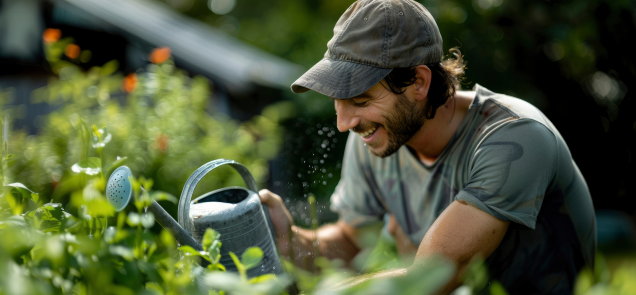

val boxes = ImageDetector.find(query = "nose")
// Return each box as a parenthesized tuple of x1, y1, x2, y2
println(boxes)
(334, 99, 360, 133)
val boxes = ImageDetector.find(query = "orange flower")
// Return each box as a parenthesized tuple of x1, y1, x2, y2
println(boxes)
(152, 133, 170, 153)
(123, 73, 138, 93)
(149, 47, 171, 64)
(42, 28, 61, 43)
(65, 44, 80, 59)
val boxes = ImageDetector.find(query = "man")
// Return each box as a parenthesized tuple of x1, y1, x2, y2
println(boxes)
(259, 0, 596, 293)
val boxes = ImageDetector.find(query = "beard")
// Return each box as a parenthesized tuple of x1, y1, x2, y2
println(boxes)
(354, 94, 426, 158)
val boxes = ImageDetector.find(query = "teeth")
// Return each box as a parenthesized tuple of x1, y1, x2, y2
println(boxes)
(360, 127, 376, 137)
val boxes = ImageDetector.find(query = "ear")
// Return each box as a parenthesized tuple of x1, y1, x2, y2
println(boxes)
(412, 65, 432, 102)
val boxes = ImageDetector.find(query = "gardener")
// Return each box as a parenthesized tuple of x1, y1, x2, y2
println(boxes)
(259, 0, 596, 293)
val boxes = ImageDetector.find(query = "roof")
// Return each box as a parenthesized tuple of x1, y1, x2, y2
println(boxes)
(57, 0, 303, 94)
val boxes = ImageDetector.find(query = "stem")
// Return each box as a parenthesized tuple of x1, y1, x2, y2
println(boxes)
(98, 148, 104, 181)
(97, 216, 103, 235)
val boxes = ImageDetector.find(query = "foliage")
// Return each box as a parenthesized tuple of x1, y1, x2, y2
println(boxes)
(5, 35, 290, 217)
(574, 254, 636, 295)
(0, 34, 290, 294)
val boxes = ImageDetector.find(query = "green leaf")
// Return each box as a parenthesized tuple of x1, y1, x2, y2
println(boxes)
(91, 133, 112, 148)
(5, 183, 39, 203)
(0, 215, 27, 230)
(105, 157, 127, 176)
(101, 60, 119, 76)
(127, 212, 140, 226)
(146, 282, 163, 295)
(150, 191, 177, 204)
(490, 281, 509, 295)
(71, 157, 102, 175)
(248, 273, 276, 284)
(178, 245, 210, 261)
(91, 124, 100, 137)
(203, 229, 222, 265)
(229, 251, 245, 275)
(85, 197, 115, 217)
(207, 240, 222, 264)
(109, 245, 134, 260)
(134, 188, 153, 211)
(78, 205, 91, 221)
(208, 263, 226, 272)
(202, 228, 221, 250)
(241, 247, 263, 270)
(5, 190, 25, 215)
(22, 203, 66, 233)
(140, 212, 155, 228)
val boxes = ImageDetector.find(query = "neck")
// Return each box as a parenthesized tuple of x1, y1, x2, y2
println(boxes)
(406, 90, 475, 165)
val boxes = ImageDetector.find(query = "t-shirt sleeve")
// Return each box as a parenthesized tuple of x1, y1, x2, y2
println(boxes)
(330, 132, 387, 227)
(454, 119, 557, 229)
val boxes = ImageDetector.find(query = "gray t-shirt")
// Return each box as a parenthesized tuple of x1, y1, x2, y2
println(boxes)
(331, 85, 596, 294)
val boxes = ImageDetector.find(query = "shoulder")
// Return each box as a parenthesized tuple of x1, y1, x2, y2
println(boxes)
(473, 84, 555, 131)
(471, 119, 559, 180)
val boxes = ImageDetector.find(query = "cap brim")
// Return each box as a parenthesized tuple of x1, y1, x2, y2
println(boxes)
(291, 58, 392, 99)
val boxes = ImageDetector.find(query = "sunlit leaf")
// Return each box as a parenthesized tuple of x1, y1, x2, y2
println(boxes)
(202, 228, 221, 249)
(150, 191, 177, 204)
(0, 215, 28, 230)
(249, 273, 277, 284)
(22, 203, 66, 233)
(178, 245, 210, 262)
(208, 263, 226, 272)
(91, 133, 112, 148)
(127, 212, 140, 226)
(207, 240, 222, 265)
(109, 245, 134, 260)
(241, 247, 263, 270)
(86, 197, 115, 216)
(71, 157, 102, 175)
(78, 204, 91, 220)
(229, 251, 245, 276)
(5, 190, 25, 215)
(5, 183, 39, 203)
(140, 212, 155, 228)
(105, 156, 127, 176)
(104, 226, 117, 243)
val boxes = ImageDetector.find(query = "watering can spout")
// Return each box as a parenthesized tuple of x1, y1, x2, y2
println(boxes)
(147, 199, 204, 251)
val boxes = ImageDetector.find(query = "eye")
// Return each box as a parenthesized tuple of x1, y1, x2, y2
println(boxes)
(352, 100, 369, 107)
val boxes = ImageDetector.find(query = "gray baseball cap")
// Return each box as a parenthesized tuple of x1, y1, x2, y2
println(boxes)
(291, 0, 443, 99)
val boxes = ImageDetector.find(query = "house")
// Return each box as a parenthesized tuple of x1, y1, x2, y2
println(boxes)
(0, 0, 303, 133)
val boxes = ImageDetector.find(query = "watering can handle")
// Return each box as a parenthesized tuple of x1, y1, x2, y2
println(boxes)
(177, 159, 276, 242)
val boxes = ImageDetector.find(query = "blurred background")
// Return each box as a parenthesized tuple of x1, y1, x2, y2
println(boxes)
(0, 0, 634, 263)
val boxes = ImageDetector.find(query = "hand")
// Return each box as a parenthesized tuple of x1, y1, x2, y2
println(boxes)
(259, 189, 293, 258)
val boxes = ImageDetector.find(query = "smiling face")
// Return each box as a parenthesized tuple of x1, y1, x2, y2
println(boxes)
(335, 81, 428, 158)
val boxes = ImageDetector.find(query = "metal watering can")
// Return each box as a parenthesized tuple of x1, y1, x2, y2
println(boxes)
(106, 159, 282, 292)
(179, 159, 282, 277)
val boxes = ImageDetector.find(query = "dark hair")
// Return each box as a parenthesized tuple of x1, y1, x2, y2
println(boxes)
(382, 47, 467, 119)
